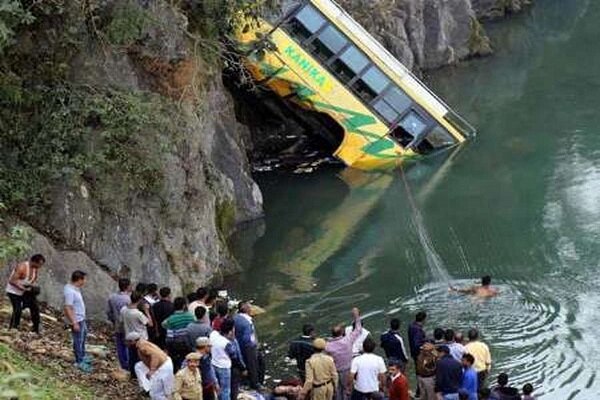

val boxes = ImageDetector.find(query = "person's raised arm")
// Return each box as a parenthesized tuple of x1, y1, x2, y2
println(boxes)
(144, 309, 153, 328)
(345, 307, 362, 344)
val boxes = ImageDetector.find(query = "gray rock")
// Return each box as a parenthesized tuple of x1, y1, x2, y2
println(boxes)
(471, 0, 533, 19)
(339, 0, 488, 70)
(1, 224, 116, 319)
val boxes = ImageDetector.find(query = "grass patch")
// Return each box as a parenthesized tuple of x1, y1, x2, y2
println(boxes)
(0, 343, 96, 400)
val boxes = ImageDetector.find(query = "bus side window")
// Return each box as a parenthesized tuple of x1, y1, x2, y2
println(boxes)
(307, 25, 347, 63)
(390, 110, 428, 148)
(421, 125, 456, 149)
(330, 45, 369, 84)
(372, 86, 412, 125)
(373, 98, 399, 124)
(351, 65, 390, 102)
(286, 4, 326, 42)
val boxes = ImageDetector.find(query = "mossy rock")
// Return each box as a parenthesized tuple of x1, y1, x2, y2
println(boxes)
(468, 17, 493, 56)
(216, 199, 236, 238)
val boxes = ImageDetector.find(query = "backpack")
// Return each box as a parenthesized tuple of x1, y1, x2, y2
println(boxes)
(416, 344, 438, 377)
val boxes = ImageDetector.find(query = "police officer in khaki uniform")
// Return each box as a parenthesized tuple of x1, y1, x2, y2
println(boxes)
(301, 338, 338, 400)
(173, 352, 203, 400)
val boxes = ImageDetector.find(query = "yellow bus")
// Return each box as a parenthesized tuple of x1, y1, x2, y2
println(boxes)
(236, 0, 476, 170)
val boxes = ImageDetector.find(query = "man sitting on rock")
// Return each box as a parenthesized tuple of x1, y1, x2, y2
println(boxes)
(126, 332, 174, 399)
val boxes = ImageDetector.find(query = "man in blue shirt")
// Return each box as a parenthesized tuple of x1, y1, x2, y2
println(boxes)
(233, 301, 261, 389)
(461, 353, 478, 400)
(435, 345, 463, 400)
(107, 277, 131, 370)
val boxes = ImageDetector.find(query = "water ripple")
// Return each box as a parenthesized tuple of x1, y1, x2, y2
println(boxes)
(396, 280, 588, 397)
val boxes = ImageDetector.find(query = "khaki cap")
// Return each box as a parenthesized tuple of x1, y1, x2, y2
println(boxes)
(313, 338, 327, 350)
(186, 352, 202, 361)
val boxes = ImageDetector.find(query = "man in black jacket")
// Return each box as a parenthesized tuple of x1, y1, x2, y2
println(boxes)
(408, 311, 427, 397)
(380, 318, 408, 363)
(435, 345, 463, 399)
(288, 323, 316, 382)
(151, 287, 174, 348)
(490, 373, 520, 400)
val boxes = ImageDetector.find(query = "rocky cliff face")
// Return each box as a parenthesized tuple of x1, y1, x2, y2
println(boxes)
(472, 0, 533, 19)
(337, 0, 493, 71)
(0, 0, 262, 317)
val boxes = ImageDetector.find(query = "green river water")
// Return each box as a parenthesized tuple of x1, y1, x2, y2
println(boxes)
(230, 1, 600, 397)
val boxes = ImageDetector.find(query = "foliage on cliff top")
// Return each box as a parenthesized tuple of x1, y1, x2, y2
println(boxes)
(103, 1, 153, 46)
(0, 0, 259, 220)
(0, 211, 31, 263)
(0, 79, 171, 215)
(0, 1, 35, 52)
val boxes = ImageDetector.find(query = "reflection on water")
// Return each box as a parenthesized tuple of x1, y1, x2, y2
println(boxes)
(230, 0, 600, 397)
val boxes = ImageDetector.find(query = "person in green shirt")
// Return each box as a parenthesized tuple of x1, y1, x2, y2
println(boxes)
(163, 297, 196, 371)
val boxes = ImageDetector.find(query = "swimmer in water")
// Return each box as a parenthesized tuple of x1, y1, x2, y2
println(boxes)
(450, 275, 499, 298)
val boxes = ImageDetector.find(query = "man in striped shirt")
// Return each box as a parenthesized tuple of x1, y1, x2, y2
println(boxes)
(163, 297, 195, 371)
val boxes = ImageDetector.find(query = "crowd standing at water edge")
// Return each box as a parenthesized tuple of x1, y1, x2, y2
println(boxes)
(4, 256, 539, 400)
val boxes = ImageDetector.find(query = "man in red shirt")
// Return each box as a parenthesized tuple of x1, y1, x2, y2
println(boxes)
(388, 359, 409, 400)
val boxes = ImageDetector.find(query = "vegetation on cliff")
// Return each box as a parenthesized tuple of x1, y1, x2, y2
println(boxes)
(0, 342, 96, 399)
(0, 0, 267, 295)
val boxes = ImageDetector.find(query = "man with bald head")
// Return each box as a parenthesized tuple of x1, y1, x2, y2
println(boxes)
(126, 332, 174, 399)
(325, 307, 362, 400)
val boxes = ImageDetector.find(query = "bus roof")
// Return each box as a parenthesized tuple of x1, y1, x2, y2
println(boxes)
(312, 0, 475, 133)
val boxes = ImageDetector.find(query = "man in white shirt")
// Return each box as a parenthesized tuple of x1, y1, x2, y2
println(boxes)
(445, 329, 466, 362)
(121, 291, 152, 340)
(121, 291, 152, 373)
(344, 324, 370, 357)
(63, 270, 89, 372)
(189, 287, 216, 325)
(349, 338, 386, 400)
(210, 319, 236, 400)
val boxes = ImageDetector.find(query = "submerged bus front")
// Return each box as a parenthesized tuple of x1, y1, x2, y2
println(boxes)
(236, 0, 476, 170)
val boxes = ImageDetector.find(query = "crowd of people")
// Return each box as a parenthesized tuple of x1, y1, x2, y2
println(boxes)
(106, 278, 265, 399)
(5, 255, 538, 400)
